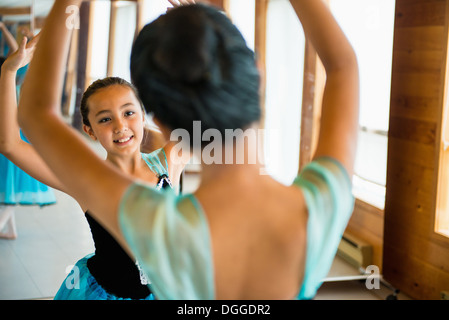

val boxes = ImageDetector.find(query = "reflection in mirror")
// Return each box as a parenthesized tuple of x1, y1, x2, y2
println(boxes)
(0, 2, 57, 241)
(0, 0, 167, 299)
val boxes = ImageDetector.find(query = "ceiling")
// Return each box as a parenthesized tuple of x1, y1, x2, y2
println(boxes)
(0, 0, 54, 20)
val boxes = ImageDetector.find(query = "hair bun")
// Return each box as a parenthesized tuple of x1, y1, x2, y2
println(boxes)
(153, 6, 220, 84)
(131, 4, 261, 145)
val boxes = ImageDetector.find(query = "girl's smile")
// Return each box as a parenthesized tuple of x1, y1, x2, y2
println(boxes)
(113, 135, 134, 146)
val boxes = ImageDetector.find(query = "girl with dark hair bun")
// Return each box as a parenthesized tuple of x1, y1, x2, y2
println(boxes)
(19, 0, 359, 300)
(131, 3, 261, 144)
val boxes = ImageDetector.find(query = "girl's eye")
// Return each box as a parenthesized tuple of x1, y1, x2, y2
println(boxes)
(125, 111, 135, 117)
(99, 117, 111, 123)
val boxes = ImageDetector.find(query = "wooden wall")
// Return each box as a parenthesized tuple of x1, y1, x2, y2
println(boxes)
(383, 0, 449, 300)
(345, 200, 384, 271)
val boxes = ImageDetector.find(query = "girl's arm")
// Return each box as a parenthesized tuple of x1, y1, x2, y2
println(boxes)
(18, 0, 132, 246)
(289, 0, 359, 176)
(0, 35, 66, 192)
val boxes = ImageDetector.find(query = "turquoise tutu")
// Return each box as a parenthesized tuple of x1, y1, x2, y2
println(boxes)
(0, 131, 56, 206)
(54, 253, 155, 300)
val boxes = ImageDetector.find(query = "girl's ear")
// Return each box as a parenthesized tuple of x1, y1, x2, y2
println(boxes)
(83, 124, 97, 141)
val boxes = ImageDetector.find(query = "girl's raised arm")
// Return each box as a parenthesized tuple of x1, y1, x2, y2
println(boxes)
(289, 0, 359, 176)
(18, 1, 132, 245)
(0, 35, 65, 192)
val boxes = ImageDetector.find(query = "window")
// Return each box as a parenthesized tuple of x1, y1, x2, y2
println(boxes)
(140, 1, 170, 29)
(263, 0, 304, 185)
(330, 0, 396, 209)
(436, 49, 449, 238)
(227, 0, 255, 51)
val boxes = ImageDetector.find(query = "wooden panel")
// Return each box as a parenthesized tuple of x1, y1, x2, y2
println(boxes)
(134, 0, 141, 41)
(0, 7, 31, 16)
(392, 50, 444, 73)
(389, 95, 440, 122)
(298, 45, 325, 171)
(255, 0, 268, 128)
(383, 0, 449, 300)
(394, 27, 445, 53)
(107, 1, 118, 77)
(385, 199, 435, 237)
(298, 41, 318, 171)
(383, 244, 449, 299)
(72, 2, 90, 130)
(391, 72, 443, 98)
(345, 200, 384, 270)
(394, 0, 446, 28)
(62, 28, 79, 116)
(388, 117, 436, 145)
(387, 137, 435, 168)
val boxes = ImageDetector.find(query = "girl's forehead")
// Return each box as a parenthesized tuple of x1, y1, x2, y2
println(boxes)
(88, 85, 139, 108)
(91, 84, 136, 99)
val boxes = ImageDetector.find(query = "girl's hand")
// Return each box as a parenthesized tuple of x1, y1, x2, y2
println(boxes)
(1, 33, 40, 73)
(167, 0, 196, 12)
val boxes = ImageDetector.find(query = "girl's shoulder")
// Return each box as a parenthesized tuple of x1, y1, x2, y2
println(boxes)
(142, 147, 166, 161)
(141, 148, 169, 176)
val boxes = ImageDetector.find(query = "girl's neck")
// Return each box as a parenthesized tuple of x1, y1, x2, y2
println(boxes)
(106, 150, 143, 176)
(198, 134, 267, 185)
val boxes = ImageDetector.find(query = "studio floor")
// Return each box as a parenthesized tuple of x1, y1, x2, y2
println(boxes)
(0, 140, 412, 301)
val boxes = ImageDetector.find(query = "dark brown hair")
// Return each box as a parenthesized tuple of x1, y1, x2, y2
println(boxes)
(130, 4, 261, 147)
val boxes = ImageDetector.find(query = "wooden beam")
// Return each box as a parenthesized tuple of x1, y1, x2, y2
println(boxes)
(72, 2, 90, 130)
(0, 7, 31, 16)
(255, 0, 268, 129)
(383, 0, 449, 300)
(298, 41, 317, 171)
(298, 0, 328, 171)
(34, 17, 46, 30)
(107, 1, 118, 77)
(62, 27, 79, 116)
(298, 39, 325, 173)
(30, 1, 34, 34)
(135, 0, 142, 40)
